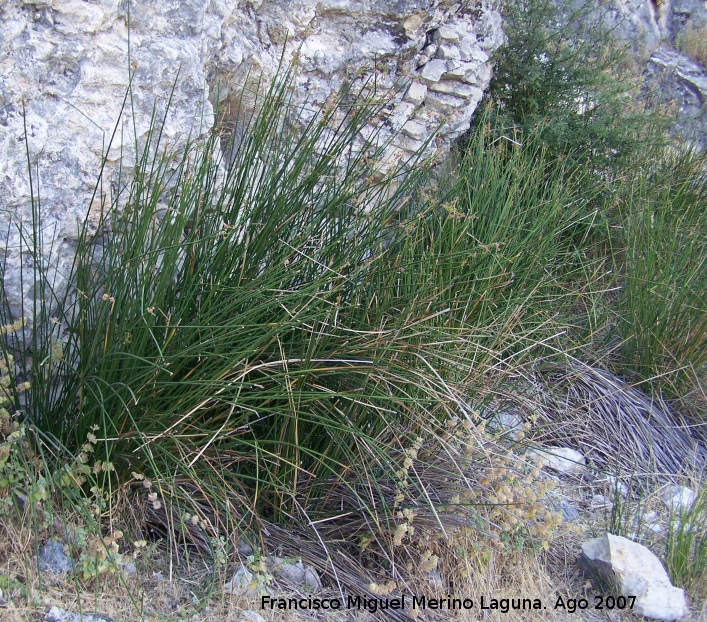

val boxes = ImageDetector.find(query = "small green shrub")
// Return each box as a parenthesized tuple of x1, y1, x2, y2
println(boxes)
(487, 0, 652, 171)
(1, 320, 128, 589)
(482, 0, 705, 404)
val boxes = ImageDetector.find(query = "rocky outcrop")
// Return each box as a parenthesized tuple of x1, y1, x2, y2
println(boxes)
(589, 1, 707, 146)
(0, 0, 503, 318)
(592, 0, 664, 55)
(645, 46, 707, 146)
(596, 0, 707, 54)
(666, 0, 707, 48)
(579, 533, 688, 621)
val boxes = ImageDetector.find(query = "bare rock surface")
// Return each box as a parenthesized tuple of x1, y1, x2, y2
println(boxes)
(224, 566, 261, 597)
(269, 556, 322, 592)
(579, 533, 688, 621)
(37, 539, 74, 574)
(644, 47, 707, 146)
(585, 0, 707, 55)
(588, 1, 707, 146)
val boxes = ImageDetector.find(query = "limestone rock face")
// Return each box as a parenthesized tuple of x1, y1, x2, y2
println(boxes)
(579, 534, 688, 621)
(593, 0, 707, 54)
(645, 47, 707, 146)
(593, 0, 664, 54)
(586, 1, 707, 146)
(0, 0, 503, 317)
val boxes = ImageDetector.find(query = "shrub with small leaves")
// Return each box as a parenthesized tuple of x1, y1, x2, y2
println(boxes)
(73, 528, 125, 580)
(1, 321, 34, 496)
(487, 0, 654, 172)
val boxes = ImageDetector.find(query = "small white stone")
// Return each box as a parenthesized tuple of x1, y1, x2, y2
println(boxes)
(270, 557, 322, 592)
(489, 410, 524, 434)
(430, 80, 479, 98)
(303, 567, 322, 591)
(44, 607, 69, 622)
(242, 611, 266, 622)
(579, 534, 688, 621)
(437, 44, 460, 60)
(462, 48, 490, 63)
(533, 447, 586, 474)
(660, 486, 696, 512)
(458, 35, 475, 58)
(445, 61, 476, 79)
(119, 562, 137, 576)
(474, 63, 493, 84)
(401, 120, 427, 140)
(224, 567, 259, 597)
(606, 475, 629, 497)
(424, 91, 468, 109)
(592, 494, 613, 508)
(437, 25, 459, 42)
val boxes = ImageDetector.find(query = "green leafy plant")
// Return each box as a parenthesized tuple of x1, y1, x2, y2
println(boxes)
(0, 573, 29, 600)
(73, 528, 125, 581)
(483, 0, 705, 405)
(487, 0, 655, 172)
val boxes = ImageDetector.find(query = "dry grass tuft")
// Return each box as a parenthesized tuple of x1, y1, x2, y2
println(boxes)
(677, 23, 707, 67)
(527, 363, 707, 479)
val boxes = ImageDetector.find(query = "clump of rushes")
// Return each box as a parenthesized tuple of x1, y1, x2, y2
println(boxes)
(1, 66, 599, 593)
(617, 147, 707, 396)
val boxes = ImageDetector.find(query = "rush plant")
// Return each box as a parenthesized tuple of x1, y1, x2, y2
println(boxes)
(0, 67, 605, 594)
